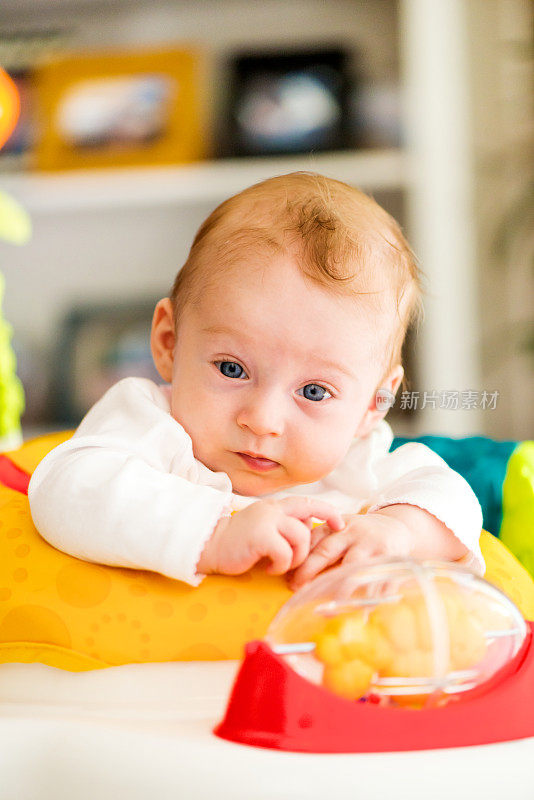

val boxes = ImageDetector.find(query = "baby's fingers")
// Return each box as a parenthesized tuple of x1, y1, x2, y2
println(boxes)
(310, 522, 330, 549)
(341, 543, 379, 568)
(278, 516, 311, 569)
(263, 535, 294, 576)
(289, 531, 351, 589)
(278, 497, 345, 532)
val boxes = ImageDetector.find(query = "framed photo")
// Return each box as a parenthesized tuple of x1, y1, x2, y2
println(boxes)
(220, 47, 354, 157)
(52, 299, 162, 424)
(34, 46, 206, 171)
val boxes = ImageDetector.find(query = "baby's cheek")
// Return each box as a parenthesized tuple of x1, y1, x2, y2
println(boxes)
(290, 435, 347, 483)
(172, 387, 219, 442)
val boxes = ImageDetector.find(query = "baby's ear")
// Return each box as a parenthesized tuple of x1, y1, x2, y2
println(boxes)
(150, 298, 176, 383)
(355, 364, 404, 438)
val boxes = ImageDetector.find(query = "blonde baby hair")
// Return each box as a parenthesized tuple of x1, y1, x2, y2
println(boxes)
(170, 171, 423, 376)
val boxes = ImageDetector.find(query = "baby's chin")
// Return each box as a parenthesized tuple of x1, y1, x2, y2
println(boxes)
(231, 480, 285, 498)
(228, 462, 333, 497)
(229, 470, 295, 498)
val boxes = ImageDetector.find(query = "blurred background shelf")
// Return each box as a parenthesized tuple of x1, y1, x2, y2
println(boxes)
(1, 149, 407, 213)
(0, 0, 532, 440)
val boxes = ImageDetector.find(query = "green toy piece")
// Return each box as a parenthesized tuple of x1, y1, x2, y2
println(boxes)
(500, 442, 534, 578)
(0, 72, 30, 451)
(0, 190, 28, 450)
(0, 273, 24, 450)
(0, 190, 31, 246)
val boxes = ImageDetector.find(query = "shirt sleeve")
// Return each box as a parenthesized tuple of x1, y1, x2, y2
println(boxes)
(28, 378, 233, 586)
(364, 430, 485, 575)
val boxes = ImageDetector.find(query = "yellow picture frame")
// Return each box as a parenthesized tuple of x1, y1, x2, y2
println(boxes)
(34, 45, 207, 171)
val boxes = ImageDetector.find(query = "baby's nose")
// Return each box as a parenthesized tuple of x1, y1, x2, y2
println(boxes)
(236, 391, 285, 437)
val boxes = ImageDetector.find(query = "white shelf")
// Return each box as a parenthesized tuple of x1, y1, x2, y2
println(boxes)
(0, 149, 406, 213)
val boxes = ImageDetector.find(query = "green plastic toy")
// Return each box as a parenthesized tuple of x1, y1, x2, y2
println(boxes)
(0, 65, 30, 450)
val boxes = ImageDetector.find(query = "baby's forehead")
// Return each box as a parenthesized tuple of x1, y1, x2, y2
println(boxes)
(209, 186, 398, 264)
(205, 229, 396, 310)
(196, 245, 393, 345)
(191, 183, 404, 326)
(195, 249, 398, 357)
(174, 175, 417, 375)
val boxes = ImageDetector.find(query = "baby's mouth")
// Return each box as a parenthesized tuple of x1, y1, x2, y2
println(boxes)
(236, 452, 280, 472)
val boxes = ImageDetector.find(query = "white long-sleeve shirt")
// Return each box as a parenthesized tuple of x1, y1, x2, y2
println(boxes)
(28, 377, 484, 585)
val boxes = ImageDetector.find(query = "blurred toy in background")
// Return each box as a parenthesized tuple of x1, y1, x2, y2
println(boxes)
(0, 66, 20, 150)
(0, 29, 69, 171)
(0, 273, 25, 450)
(0, 65, 31, 450)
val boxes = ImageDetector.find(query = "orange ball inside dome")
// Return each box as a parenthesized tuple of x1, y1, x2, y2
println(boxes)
(267, 561, 528, 708)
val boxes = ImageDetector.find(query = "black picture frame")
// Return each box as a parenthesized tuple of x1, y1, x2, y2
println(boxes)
(220, 46, 354, 158)
(51, 298, 161, 425)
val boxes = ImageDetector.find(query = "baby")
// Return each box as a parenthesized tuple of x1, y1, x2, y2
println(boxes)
(29, 172, 484, 589)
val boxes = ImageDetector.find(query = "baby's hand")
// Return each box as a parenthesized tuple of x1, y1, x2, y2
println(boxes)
(197, 497, 345, 577)
(289, 510, 412, 589)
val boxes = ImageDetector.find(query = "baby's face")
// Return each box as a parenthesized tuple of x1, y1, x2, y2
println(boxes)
(166, 251, 396, 497)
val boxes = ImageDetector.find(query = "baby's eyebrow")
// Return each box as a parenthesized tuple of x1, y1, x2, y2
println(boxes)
(202, 324, 357, 381)
(311, 357, 356, 381)
(202, 324, 239, 337)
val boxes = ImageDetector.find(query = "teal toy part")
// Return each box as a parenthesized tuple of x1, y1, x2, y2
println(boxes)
(391, 435, 518, 537)
(391, 434, 534, 578)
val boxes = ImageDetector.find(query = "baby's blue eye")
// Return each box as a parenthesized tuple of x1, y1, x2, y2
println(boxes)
(217, 361, 246, 379)
(298, 384, 331, 402)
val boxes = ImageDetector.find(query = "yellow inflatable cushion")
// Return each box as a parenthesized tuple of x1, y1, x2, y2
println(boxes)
(0, 432, 533, 672)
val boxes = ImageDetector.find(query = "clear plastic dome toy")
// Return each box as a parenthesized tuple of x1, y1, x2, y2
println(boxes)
(265, 560, 527, 708)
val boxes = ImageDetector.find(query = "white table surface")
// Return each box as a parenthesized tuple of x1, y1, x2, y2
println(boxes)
(0, 660, 532, 800)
